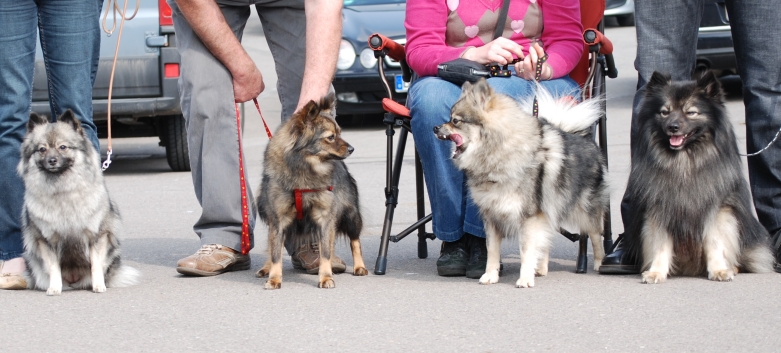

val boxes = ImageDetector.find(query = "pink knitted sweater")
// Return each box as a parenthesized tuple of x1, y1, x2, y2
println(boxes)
(405, 0, 583, 78)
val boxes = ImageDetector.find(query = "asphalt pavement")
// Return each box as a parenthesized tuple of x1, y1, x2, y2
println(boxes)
(2, 21, 780, 353)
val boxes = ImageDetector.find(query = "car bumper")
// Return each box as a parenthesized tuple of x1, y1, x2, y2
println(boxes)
(696, 27, 736, 72)
(604, 0, 634, 16)
(333, 72, 407, 115)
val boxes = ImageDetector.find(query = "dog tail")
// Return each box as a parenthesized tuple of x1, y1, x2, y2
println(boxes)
(108, 265, 141, 288)
(522, 84, 603, 134)
(741, 245, 775, 273)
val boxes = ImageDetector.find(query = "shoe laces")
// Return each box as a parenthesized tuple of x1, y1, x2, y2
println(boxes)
(196, 244, 220, 255)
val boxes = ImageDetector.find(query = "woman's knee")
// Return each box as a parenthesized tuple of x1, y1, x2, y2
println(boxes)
(408, 77, 461, 123)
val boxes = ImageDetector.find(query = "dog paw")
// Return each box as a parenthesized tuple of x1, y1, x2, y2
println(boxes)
(264, 278, 282, 290)
(353, 267, 368, 276)
(515, 276, 535, 288)
(478, 270, 499, 285)
(46, 287, 62, 296)
(255, 268, 269, 278)
(535, 268, 548, 277)
(593, 263, 601, 272)
(318, 277, 335, 289)
(708, 269, 735, 282)
(92, 284, 107, 293)
(641, 271, 666, 284)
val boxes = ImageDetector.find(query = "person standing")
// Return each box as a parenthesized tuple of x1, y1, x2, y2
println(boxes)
(0, 0, 103, 290)
(170, 0, 347, 276)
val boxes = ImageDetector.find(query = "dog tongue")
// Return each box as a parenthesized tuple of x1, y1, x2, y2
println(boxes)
(670, 135, 684, 147)
(450, 134, 463, 147)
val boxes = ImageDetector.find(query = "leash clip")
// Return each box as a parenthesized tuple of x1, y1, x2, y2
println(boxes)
(102, 149, 113, 171)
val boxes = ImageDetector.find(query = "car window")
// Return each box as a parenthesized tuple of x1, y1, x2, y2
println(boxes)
(344, 0, 405, 5)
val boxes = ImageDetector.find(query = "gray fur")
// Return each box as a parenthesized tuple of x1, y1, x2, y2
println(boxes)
(18, 110, 139, 295)
(435, 79, 609, 287)
(623, 71, 774, 283)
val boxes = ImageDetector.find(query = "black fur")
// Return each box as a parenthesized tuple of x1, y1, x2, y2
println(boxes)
(623, 71, 773, 276)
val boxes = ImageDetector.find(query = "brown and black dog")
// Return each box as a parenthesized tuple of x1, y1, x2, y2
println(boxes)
(255, 92, 367, 289)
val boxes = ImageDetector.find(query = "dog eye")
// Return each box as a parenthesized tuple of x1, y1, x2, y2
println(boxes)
(660, 109, 670, 117)
(37, 147, 47, 153)
(686, 111, 698, 117)
(452, 118, 461, 125)
(59, 145, 68, 150)
(327, 135, 335, 142)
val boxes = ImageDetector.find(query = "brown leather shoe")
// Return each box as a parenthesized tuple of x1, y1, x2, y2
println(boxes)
(290, 242, 346, 275)
(0, 260, 28, 290)
(176, 244, 250, 277)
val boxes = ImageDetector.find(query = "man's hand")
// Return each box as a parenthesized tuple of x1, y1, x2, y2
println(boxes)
(295, 0, 343, 112)
(175, 0, 265, 103)
(232, 58, 265, 103)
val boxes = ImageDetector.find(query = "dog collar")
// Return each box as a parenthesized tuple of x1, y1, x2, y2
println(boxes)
(293, 186, 334, 220)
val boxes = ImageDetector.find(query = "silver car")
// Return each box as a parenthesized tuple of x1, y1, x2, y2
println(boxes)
(32, 0, 187, 171)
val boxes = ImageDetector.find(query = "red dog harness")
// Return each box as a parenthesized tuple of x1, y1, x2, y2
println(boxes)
(293, 186, 334, 220)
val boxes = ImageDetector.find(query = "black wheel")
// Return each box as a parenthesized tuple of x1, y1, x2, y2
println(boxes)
(164, 115, 190, 171)
(616, 14, 635, 27)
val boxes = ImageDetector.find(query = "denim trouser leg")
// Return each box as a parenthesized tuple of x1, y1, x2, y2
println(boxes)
(620, 0, 704, 228)
(408, 76, 579, 242)
(727, 0, 781, 235)
(0, 0, 101, 260)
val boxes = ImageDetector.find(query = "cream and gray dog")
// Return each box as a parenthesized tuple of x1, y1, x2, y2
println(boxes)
(434, 79, 608, 288)
(18, 110, 139, 295)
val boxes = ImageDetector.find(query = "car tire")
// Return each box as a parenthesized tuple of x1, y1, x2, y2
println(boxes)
(165, 114, 190, 172)
(616, 14, 635, 27)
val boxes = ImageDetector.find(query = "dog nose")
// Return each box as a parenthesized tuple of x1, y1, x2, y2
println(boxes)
(47, 157, 58, 166)
(433, 125, 440, 133)
(667, 123, 680, 133)
(347, 145, 354, 154)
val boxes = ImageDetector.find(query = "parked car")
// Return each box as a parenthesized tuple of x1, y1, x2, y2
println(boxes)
(604, 0, 634, 27)
(334, 0, 407, 118)
(32, 0, 188, 171)
(695, 0, 736, 78)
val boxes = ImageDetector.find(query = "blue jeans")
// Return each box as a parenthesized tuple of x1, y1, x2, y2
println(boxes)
(0, 0, 102, 260)
(408, 75, 580, 242)
(622, 0, 781, 236)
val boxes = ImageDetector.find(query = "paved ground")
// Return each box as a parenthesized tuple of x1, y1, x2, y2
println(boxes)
(2, 20, 780, 353)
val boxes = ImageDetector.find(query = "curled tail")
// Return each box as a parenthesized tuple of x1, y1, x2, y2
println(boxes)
(520, 83, 603, 134)
(108, 265, 141, 288)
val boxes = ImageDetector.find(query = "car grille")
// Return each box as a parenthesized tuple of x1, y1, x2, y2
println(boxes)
(382, 38, 406, 68)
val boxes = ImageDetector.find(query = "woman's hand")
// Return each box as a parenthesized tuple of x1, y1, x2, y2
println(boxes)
(515, 41, 553, 81)
(461, 37, 524, 66)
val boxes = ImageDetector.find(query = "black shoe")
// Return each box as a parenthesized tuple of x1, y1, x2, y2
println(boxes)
(465, 234, 487, 279)
(464, 234, 504, 279)
(598, 233, 640, 274)
(437, 237, 468, 276)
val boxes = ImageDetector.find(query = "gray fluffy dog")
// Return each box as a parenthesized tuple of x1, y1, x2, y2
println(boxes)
(18, 110, 139, 295)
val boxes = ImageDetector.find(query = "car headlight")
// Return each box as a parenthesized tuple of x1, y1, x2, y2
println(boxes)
(337, 40, 356, 70)
(359, 48, 377, 69)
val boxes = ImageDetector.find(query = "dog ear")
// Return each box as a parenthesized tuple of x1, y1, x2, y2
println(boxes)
(696, 70, 724, 101)
(462, 78, 492, 108)
(27, 112, 49, 132)
(57, 109, 84, 133)
(646, 71, 671, 92)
